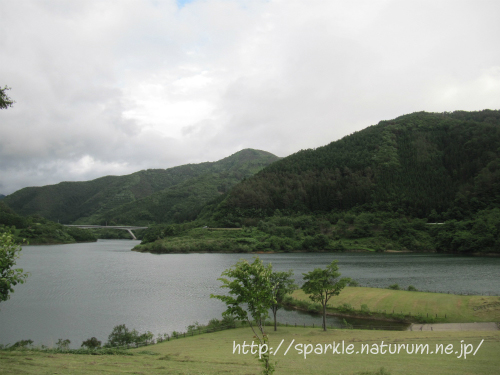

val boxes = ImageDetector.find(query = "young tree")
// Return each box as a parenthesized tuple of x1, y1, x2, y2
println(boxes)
(0, 86, 15, 109)
(302, 260, 350, 331)
(0, 232, 29, 305)
(270, 270, 296, 331)
(211, 257, 276, 374)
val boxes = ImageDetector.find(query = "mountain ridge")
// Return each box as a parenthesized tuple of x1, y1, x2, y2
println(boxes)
(3, 148, 279, 224)
(205, 110, 500, 224)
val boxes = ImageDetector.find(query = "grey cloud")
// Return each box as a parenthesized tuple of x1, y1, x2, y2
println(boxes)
(1, 0, 499, 195)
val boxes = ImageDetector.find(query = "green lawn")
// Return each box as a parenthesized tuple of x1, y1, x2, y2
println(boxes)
(292, 287, 500, 323)
(1, 327, 499, 374)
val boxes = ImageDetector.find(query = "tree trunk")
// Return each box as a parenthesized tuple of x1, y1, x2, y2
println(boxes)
(323, 304, 327, 331)
(273, 309, 277, 331)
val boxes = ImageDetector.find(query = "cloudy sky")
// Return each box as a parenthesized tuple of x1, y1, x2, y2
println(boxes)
(1, 0, 499, 195)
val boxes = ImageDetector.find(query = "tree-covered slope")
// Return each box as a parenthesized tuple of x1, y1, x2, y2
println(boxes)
(0, 202, 96, 244)
(3, 149, 279, 225)
(212, 110, 500, 221)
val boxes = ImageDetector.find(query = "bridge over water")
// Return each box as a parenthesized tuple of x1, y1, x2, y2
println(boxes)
(64, 225, 148, 240)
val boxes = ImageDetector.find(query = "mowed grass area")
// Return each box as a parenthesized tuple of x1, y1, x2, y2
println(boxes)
(292, 287, 500, 323)
(1, 327, 499, 375)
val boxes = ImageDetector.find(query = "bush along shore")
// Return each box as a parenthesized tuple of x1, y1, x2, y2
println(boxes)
(0, 317, 241, 354)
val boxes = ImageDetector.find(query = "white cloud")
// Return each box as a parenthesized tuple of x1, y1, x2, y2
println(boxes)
(1, 0, 499, 194)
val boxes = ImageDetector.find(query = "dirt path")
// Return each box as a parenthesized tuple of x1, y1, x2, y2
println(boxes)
(409, 322, 499, 331)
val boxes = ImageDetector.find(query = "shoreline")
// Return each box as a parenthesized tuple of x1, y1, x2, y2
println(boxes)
(284, 304, 413, 324)
(132, 247, 500, 257)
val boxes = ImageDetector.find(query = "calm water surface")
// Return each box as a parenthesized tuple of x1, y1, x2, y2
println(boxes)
(0, 240, 498, 348)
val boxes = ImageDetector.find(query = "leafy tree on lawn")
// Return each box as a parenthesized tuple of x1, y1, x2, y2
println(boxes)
(270, 270, 297, 331)
(302, 260, 350, 331)
(0, 232, 29, 306)
(211, 257, 276, 374)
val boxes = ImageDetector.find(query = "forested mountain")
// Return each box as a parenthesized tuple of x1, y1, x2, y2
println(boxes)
(0, 194, 5, 200)
(210, 110, 500, 223)
(3, 149, 279, 225)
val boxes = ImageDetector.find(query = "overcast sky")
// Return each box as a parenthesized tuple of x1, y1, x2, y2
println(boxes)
(1, 0, 499, 195)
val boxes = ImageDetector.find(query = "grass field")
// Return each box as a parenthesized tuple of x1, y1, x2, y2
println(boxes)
(291, 287, 500, 323)
(1, 327, 499, 375)
(292, 287, 500, 323)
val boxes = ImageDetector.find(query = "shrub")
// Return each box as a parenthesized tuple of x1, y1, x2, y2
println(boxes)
(12, 339, 33, 348)
(360, 304, 371, 315)
(348, 279, 360, 287)
(357, 367, 391, 375)
(81, 337, 101, 349)
(388, 284, 400, 290)
(56, 339, 71, 350)
(407, 285, 418, 291)
(338, 303, 354, 312)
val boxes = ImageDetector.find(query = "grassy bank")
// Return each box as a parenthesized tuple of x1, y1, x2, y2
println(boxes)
(290, 287, 500, 323)
(1, 327, 499, 374)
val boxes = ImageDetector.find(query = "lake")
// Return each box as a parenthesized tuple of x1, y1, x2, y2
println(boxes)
(0, 240, 499, 348)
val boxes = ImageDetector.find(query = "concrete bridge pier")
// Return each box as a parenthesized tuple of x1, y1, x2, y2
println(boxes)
(127, 229, 137, 240)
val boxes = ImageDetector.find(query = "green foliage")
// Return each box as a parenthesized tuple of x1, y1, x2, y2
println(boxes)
(0, 203, 96, 244)
(56, 339, 71, 351)
(360, 304, 371, 315)
(0, 85, 15, 109)
(81, 337, 102, 349)
(0, 232, 29, 304)
(64, 227, 97, 242)
(211, 258, 275, 325)
(338, 303, 355, 312)
(211, 257, 277, 374)
(269, 270, 297, 330)
(107, 324, 135, 347)
(432, 208, 500, 253)
(348, 280, 360, 287)
(407, 285, 418, 291)
(140, 224, 176, 244)
(11, 340, 33, 348)
(302, 260, 350, 330)
(388, 284, 400, 290)
(357, 367, 391, 375)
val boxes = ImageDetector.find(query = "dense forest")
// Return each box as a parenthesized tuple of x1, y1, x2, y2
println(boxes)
(213, 110, 500, 221)
(135, 110, 500, 255)
(0, 202, 96, 244)
(3, 149, 279, 226)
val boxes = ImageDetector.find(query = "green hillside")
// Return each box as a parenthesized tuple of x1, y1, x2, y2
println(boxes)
(211, 110, 500, 221)
(3, 149, 279, 225)
(139, 110, 500, 255)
